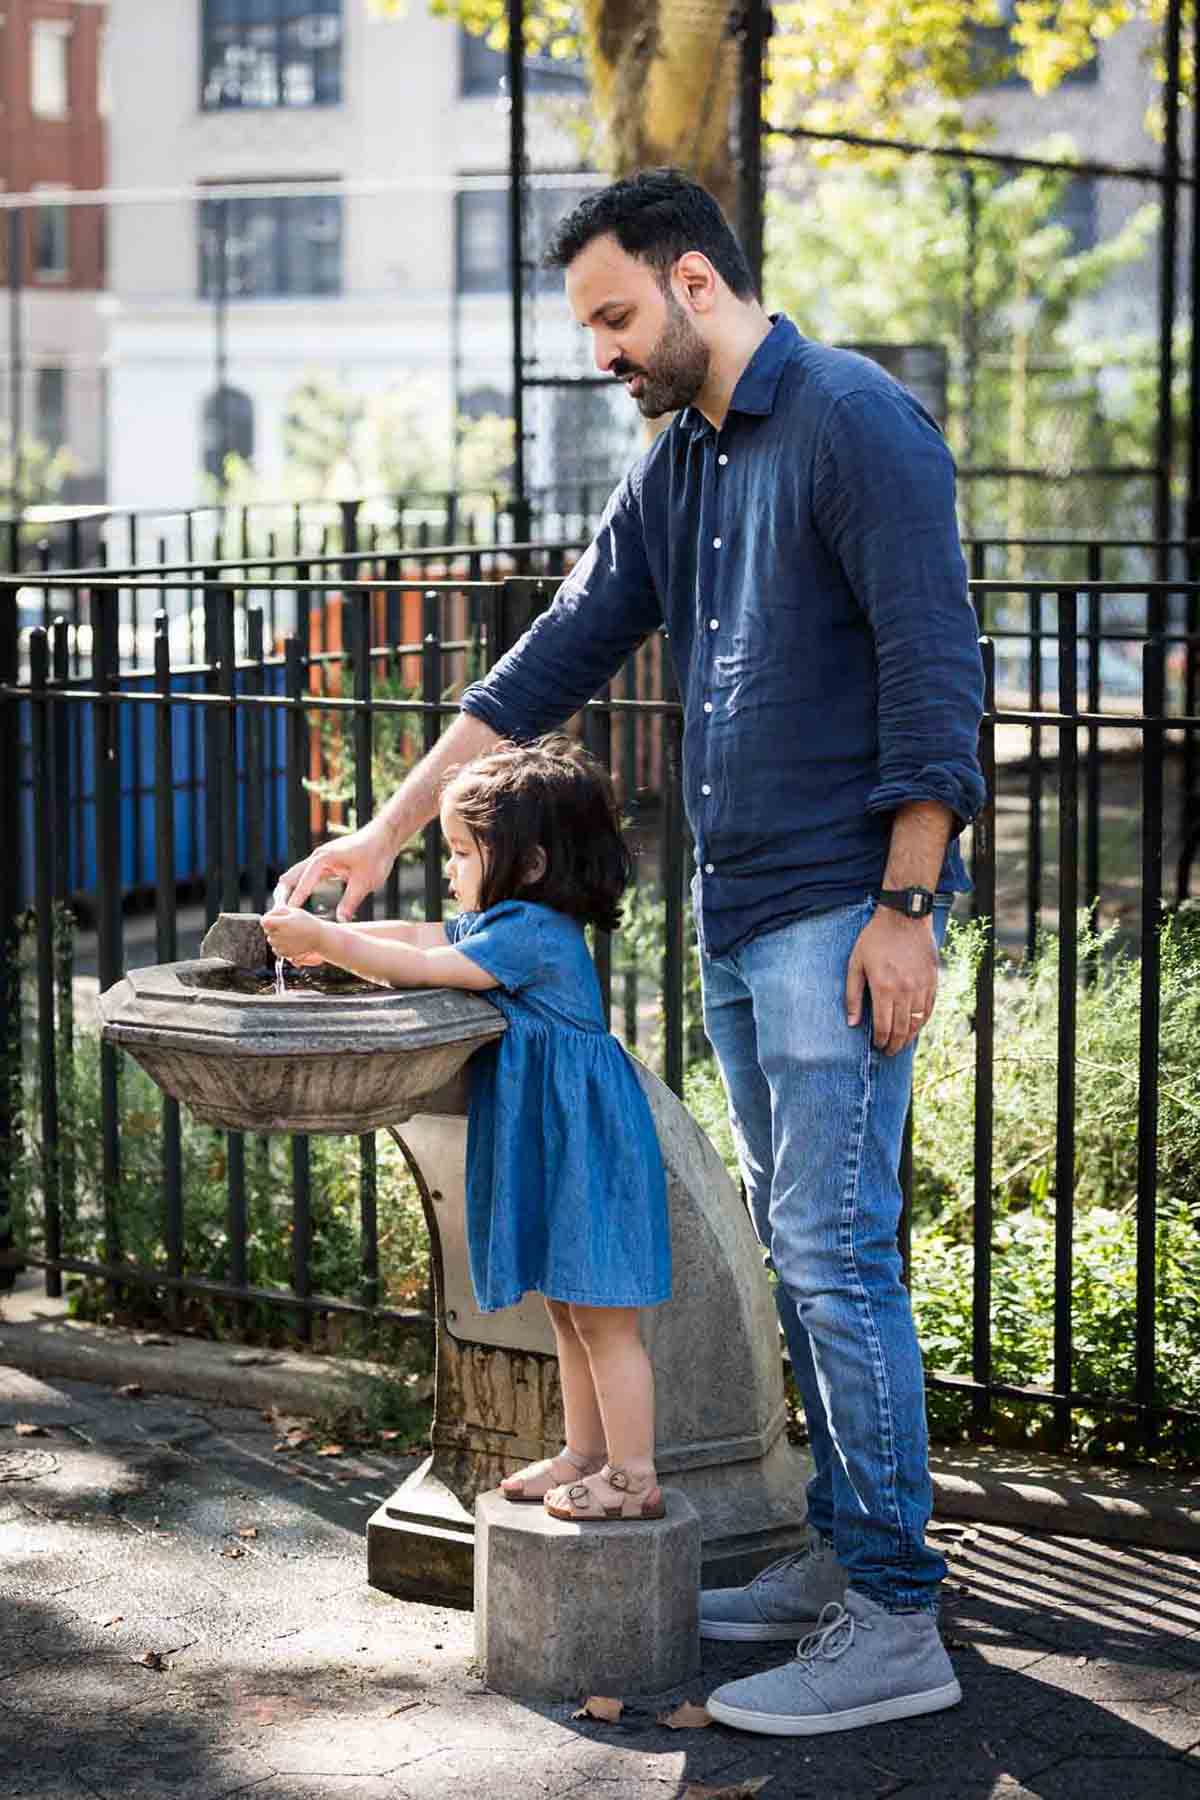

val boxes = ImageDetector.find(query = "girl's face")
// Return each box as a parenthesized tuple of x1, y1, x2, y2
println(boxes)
(441, 798, 486, 912)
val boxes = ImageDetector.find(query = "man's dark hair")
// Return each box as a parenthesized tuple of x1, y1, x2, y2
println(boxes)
(542, 167, 755, 300)
(443, 735, 632, 933)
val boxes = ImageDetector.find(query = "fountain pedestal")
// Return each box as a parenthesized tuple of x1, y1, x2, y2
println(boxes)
(99, 919, 808, 1615)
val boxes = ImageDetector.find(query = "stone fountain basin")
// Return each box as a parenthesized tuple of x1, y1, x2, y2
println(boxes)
(98, 958, 506, 1134)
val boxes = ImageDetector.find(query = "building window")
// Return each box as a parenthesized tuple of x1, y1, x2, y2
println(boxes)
(456, 191, 509, 294)
(1052, 176, 1098, 252)
(204, 385, 255, 479)
(31, 19, 72, 119)
(34, 194, 69, 280)
(972, 2, 1098, 87)
(35, 367, 67, 451)
(198, 190, 342, 297)
(201, 1, 342, 111)
(455, 185, 579, 294)
(459, 26, 587, 99)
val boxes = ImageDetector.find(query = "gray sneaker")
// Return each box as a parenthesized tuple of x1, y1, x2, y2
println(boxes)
(700, 1529, 848, 1642)
(705, 1589, 962, 1735)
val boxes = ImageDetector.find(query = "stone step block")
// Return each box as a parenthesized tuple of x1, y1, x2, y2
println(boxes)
(474, 1486, 700, 1701)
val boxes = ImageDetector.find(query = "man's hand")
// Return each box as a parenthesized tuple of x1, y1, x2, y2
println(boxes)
(273, 817, 396, 921)
(845, 908, 939, 1056)
(263, 905, 329, 966)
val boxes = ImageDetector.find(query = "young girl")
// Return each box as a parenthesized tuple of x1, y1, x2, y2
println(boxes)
(263, 736, 671, 1523)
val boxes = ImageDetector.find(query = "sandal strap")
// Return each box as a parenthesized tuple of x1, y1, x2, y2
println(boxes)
(601, 1464, 656, 1494)
(559, 1445, 600, 1474)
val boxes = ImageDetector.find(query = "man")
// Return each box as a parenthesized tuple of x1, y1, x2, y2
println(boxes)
(277, 168, 985, 1736)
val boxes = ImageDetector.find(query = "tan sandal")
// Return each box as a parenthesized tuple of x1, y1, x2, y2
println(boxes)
(544, 1464, 665, 1522)
(500, 1445, 604, 1504)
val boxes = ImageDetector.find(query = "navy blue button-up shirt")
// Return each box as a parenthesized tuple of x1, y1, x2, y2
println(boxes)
(461, 316, 986, 959)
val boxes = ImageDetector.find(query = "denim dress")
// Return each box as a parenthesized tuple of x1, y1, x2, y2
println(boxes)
(446, 900, 670, 1314)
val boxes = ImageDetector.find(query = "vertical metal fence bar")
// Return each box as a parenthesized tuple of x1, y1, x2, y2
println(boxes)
(93, 584, 124, 1295)
(154, 613, 184, 1328)
(220, 587, 247, 1329)
(50, 619, 75, 1238)
(1027, 584, 1044, 964)
(1052, 590, 1080, 1451)
(661, 653, 685, 1099)
(285, 635, 313, 1342)
(1084, 546, 1102, 963)
(29, 631, 61, 1294)
(971, 639, 997, 1433)
(583, 694, 614, 1022)
(0, 582, 17, 1287)
(1135, 638, 1166, 1452)
(245, 609, 267, 913)
(350, 583, 379, 1316)
(422, 590, 444, 920)
(202, 575, 223, 928)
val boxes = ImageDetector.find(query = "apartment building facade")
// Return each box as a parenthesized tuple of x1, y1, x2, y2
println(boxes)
(103, 0, 615, 511)
(0, 0, 108, 501)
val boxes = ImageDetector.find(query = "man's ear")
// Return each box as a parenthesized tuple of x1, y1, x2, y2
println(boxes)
(522, 845, 548, 886)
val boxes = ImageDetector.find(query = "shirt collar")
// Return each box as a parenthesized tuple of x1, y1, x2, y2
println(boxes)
(678, 314, 800, 438)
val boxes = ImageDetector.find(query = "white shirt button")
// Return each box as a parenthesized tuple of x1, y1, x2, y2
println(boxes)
(718, 453, 728, 466)
(703, 700, 713, 713)
(704, 863, 714, 874)
(709, 618, 719, 630)
(713, 536, 722, 549)
(701, 783, 711, 795)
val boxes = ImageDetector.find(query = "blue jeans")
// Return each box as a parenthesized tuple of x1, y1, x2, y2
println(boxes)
(699, 896, 950, 1613)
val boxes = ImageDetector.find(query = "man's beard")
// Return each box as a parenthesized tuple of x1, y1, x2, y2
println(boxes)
(614, 291, 710, 419)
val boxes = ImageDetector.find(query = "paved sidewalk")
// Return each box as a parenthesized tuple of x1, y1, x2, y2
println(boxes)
(3, 1364, 1200, 1800)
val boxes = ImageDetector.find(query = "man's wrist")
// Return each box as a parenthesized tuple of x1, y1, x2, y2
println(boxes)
(877, 885, 936, 921)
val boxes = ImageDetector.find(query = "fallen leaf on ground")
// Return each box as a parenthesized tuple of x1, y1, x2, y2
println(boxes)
(13, 1423, 47, 1437)
(657, 1702, 713, 1730)
(236, 1525, 258, 1540)
(132, 1650, 167, 1671)
(316, 1443, 344, 1457)
(221, 1544, 246, 1559)
(93, 1614, 124, 1628)
(572, 1696, 623, 1723)
(116, 1384, 144, 1399)
(682, 1779, 769, 1799)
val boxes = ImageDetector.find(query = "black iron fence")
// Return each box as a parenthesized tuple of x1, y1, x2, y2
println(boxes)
(1, 564, 1198, 1456)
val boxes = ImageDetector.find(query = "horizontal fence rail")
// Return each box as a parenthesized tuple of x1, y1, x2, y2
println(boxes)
(1, 560, 1198, 1455)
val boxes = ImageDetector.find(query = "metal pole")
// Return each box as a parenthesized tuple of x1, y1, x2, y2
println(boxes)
(506, 0, 530, 543)
(7, 209, 23, 515)
(214, 198, 230, 500)
(736, 0, 768, 296)
(1154, 0, 1183, 581)
(962, 170, 980, 540)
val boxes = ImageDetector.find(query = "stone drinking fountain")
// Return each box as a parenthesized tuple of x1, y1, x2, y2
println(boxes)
(99, 913, 807, 1626)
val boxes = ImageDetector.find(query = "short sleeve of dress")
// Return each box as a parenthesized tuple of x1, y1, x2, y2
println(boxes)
(445, 901, 546, 993)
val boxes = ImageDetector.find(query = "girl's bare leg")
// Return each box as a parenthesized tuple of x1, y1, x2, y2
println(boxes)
(554, 1304, 657, 1507)
(498, 1298, 606, 1498)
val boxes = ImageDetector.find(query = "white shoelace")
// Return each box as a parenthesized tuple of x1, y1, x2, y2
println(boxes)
(750, 1538, 821, 1592)
(795, 1601, 872, 1668)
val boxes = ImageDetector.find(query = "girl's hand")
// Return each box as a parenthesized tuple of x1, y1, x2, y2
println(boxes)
(262, 905, 327, 966)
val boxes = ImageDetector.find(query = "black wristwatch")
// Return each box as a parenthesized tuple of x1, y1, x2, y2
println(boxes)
(877, 886, 936, 920)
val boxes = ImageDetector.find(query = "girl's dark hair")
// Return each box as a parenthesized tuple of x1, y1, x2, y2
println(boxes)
(443, 735, 632, 933)
(542, 167, 755, 300)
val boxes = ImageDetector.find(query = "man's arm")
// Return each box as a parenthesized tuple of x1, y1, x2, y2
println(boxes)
(277, 468, 661, 918)
(275, 711, 500, 917)
(814, 383, 985, 1054)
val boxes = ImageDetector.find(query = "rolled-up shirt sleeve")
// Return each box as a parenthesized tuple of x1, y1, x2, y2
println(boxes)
(813, 387, 986, 833)
(460, 464, 662, 741)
